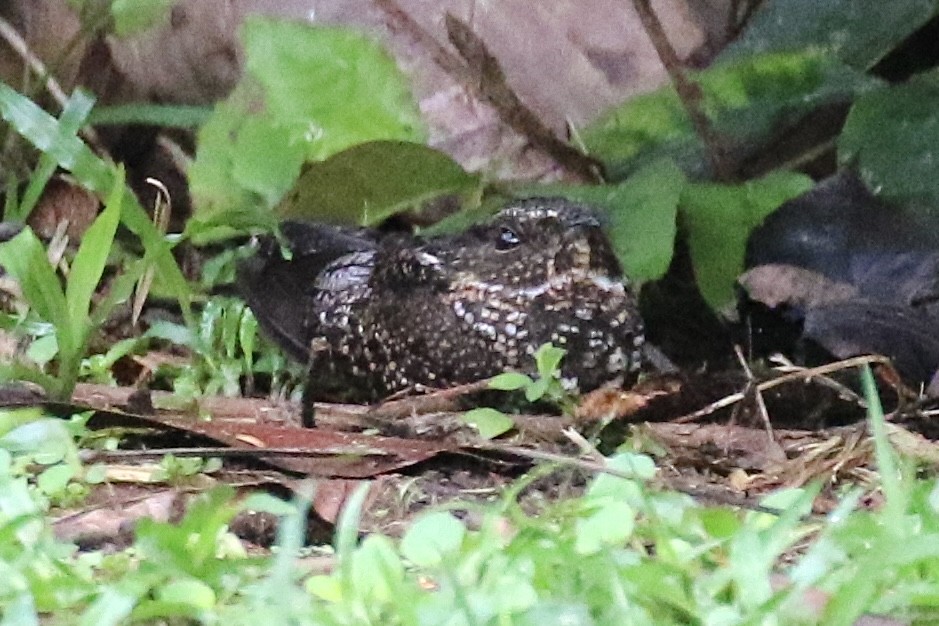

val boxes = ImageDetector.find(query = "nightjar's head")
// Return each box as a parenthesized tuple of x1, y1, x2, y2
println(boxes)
(435, 197, 624, 287)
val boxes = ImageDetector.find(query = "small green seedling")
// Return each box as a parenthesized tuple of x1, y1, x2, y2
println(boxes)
(462, 343, 574, 439)
(146, 297, 304, 401)
(488, 343, 573, 406)
(153, 454, 222, 485)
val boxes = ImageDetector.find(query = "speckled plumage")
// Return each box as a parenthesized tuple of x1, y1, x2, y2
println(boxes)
(239, 198, 645, 412)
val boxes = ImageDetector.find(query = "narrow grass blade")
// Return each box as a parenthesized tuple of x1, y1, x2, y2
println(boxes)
(87, 103, 211, 128)
(0, 81, 192, 322)
(860, 364, 904, 525)
(65, 167, 124, 342)
(16, 89, 96, 222)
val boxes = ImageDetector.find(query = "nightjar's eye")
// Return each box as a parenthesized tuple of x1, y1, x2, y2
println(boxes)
(496, 226, 521, 250)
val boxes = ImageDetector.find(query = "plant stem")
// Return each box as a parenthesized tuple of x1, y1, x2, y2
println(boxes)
(630, 0, 733, 181)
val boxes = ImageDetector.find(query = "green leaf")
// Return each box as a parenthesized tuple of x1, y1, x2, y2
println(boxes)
(839, 72, 939, 208)
(26, 334, 58, 367)
(722, 0, 939, 69)
(279, 141, 478, 226)
(244, 19, 425, 159)
(534, 344, 566, 379)
(0, 229, 69, 344)
(17, 89, 95, 222)
(0, 418, 73, 461)
(575, 500, 636, 555)
(584, 51, 876, 180)
(350, 535, 404, 603)
(156, 579, 216, 610)
(190, 18, 425, 224)
(488, 372, 533, 391)
(524, 377, 550, 403)
(234, 116, 306, 208)
(187, 96, 261, 224)
(65, 167, 124, 343)
(680, 171, 813, 309)
(606, 451, 657, 481)
(462, 407, 515, 439)
(79, 588, 138, 626)
(37, 464, 75, 496)
(400, 512, 466, 567)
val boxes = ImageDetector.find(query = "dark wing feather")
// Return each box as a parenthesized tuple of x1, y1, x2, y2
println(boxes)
(236, 221, 376, 362)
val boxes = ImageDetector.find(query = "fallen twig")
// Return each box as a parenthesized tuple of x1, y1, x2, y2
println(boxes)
(630, 0, 732, 180)
(374, 0, 602, 182)
(673, 355, 891, 423)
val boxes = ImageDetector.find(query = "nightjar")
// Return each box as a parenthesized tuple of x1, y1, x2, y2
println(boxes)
(238, 198, 645, 424)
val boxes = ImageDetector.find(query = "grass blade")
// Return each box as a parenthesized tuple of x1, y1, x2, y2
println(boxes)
(860, 364, 905, 526)
(64, 167, 124, 340)
(0, 229, 68, 334)
(15, 89, 96, 222)
(0, 81, 193, 322)
(87, 103, 211, 128)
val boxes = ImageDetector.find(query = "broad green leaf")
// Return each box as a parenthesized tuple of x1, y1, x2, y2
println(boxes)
(575, 500, 636, 555)
(839, 72, 939, 208)
(525, 377, 549, 403)
(698, 508, 744, 540)
(603, 160, 683, 282)
(584, 51, 876, 180)
(488, 372, 533, 391)
(534, 344, 566, 379)
(232, 116, 305, 208)
(462, 407, 515, 439)
(681, 171, 813, 309)
(245, 19, 425, 158)
(156, 579, 216, 610)
(36, 464, 75, 496)
(0, 419, 73, 462)
(188, 96, 262, 223)
(305, 575, 342, 603)
(26, 335, 58, 367)
(722, 0, 939, 69)
(606, 451, 657, 481)
(349, 535, 404, 603)
(400, 512, 465, 566)
(190, 18, 425, 225)
(279, 141, 478, 226)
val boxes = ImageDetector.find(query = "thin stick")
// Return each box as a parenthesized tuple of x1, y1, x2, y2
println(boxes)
(0, 15, 108, 156)
(673, 354, 890, 423)
(374, 0, 602, 182)
(0, 16, 68, 108)
(81, 446, 401, 463)
(630, 0, 732, 181)
(734, 344, 776, 442)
